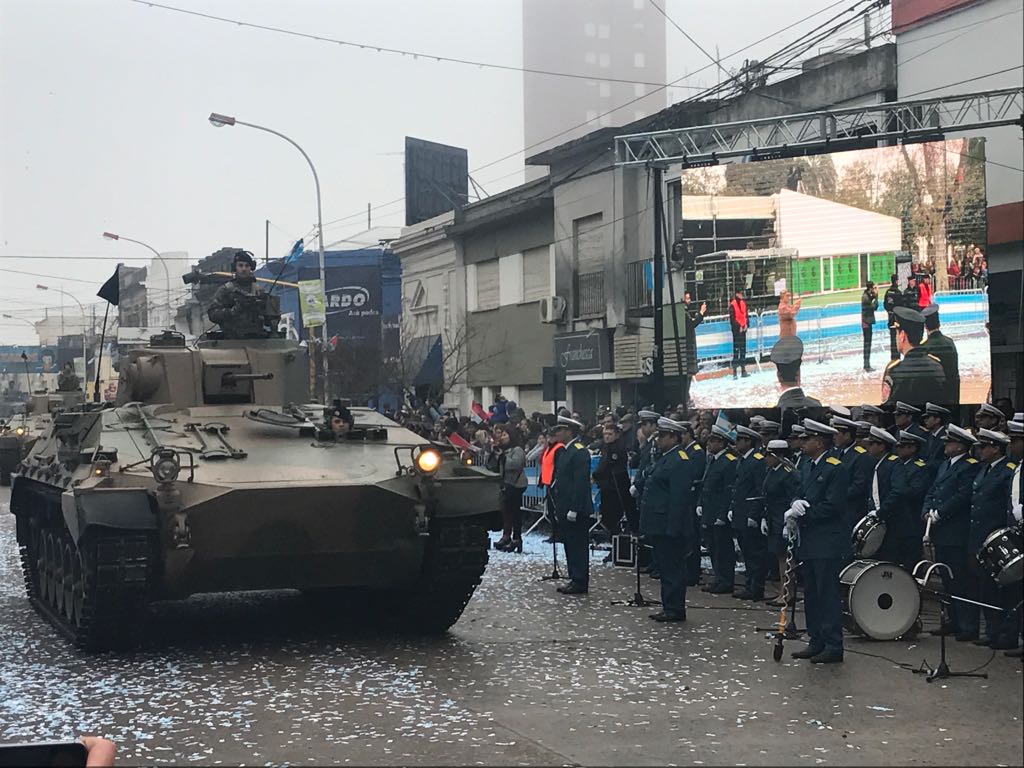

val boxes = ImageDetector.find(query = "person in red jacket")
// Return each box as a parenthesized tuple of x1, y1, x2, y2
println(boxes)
(917, 273, 933, 309)
(729, 289, 750, 379)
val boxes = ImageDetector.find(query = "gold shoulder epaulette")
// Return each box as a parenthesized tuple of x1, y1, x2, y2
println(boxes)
(726, 453, 738, 461)
(753, 452, 764, 460)
(966, 457, 978, 464)
(693, 444, 703, 451)
(927, 353, 941, 362)
(887, 454, 898, 461)
(826, 456, 841, 466)
(1008, 461, 1018, 470)
(677, 449, 689, 460)
(854, 445, 867, 453)
(574, 442, 584, 450)
(914, 459, 927, 467)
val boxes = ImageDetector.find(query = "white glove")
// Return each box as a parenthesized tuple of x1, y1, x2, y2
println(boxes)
(791, 499, 810, 514)
(696, 505, 703, 518)
(1013, 503, 1023, 523)
(867, 509, 878, 519)
(760, 518, 769, 536)
(567, 511, 578, 523)
(713, 519, 726, 527)
(727, 510, 734, 523)
(629, 484, 640, 499)
(747, 517, 758, 529)
(929, 509, 940, 523)
(783, 506, 803, 525)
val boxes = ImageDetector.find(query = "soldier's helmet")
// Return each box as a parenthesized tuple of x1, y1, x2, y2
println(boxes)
(233, 250, 257, 270)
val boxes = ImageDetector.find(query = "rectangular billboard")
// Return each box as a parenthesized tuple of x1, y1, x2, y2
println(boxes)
(405, 137, 468, 226)
(676, 138, 991, 409)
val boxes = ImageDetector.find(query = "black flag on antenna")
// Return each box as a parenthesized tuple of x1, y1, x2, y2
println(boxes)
(97, 265, 120, 305)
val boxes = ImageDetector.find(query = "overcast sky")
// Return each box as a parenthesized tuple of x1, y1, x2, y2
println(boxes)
(1, 0, 841, 345)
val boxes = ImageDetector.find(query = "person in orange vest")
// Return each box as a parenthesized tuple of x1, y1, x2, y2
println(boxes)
(729, 289, 750, 379)
(539, 426, 566, 543)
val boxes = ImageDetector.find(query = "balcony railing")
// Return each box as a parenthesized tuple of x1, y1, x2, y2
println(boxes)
(574, 271, 605, 318)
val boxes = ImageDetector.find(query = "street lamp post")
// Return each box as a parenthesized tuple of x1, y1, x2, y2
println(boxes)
(208, 112, 329, 403)
(36, 284, 89, 393)
(102, 232, 173, 328)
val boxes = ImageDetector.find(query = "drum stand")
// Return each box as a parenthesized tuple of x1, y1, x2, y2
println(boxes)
(911, 563, 989, 683)
(611, 536, 660, 608)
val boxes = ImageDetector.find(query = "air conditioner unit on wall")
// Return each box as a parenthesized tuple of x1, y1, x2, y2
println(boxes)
(539, 295, 566, 324)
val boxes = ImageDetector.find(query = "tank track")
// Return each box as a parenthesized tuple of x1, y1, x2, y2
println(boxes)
(17, 489, 155, 652)
(376, 517, 489, 634)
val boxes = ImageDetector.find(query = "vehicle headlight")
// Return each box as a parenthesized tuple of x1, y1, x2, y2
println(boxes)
(15, 426, 26, 437)
(151, 449, 180, 484)
(413, 446, 442, 475)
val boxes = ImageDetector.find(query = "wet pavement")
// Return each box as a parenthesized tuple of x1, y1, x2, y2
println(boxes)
(2, 486, 1022, 766)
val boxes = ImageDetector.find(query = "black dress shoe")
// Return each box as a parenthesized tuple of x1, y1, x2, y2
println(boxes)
(955, 632, 979, 642)
(557, 582, 588, 595)
(706, 585, 734, 594)
(809, 649, 844, 664)
(735, 590, 765, 601)
(972, 637, 994, 646)
(791, 647, 824, 660)
(649, 610, 687, 622)
(991, 638, 1019, 651)
(1004, 648, 1023, 658)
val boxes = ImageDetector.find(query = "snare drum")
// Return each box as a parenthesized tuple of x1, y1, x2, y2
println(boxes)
(976, 526, 1024, 586)
(851, 515, 887, 558)
(840, 559, 920, 641)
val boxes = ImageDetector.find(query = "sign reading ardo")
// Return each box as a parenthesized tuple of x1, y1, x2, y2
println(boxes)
(553, 329, 613, 375)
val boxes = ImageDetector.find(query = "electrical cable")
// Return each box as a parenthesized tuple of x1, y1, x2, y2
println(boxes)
(316, 0, 860, 233)
(647, 0, 732, 82)
(128, 0, 690, 89)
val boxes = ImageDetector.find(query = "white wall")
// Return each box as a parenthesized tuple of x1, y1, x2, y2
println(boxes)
(896, 0, 1023, 211)
(776, 189, 901, 258)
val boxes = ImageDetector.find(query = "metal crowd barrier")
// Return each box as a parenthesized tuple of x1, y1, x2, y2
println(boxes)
(690, 289, 987, 370)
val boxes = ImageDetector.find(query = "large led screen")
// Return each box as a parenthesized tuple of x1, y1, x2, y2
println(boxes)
(675, 138, 991, 409)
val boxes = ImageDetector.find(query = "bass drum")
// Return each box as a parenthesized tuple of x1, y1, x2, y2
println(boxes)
(840, 560, 920, 641)
(977, 526, 1024, 586)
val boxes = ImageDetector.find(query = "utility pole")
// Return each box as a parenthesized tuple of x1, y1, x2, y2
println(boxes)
(367, 202, 372, 231)
(651, 166, 665, 410)
(265, 219, 270, 265)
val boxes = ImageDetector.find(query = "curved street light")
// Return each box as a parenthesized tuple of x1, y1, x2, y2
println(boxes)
(102, 231, 174, 325)
(36, 284, 89, 390)
(208, 112, 329, 402)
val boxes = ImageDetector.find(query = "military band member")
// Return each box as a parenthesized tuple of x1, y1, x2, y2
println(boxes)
(700, 424, 739, 594)
(960, 429, 1018, 648)
(921, 304, 960, 404)
(773, 337, 822, 438)
(860, 403, 888, 430)
(629, 410, 662, 501)
(921, 402, 952, 466)
(550, 416, 594, 595)
(731, 425, 769, 600)
(785, 419, 848, 663)
(680, 422, 706, 586)
(640, 418, 695, 622)
(921, 424, 981, 637)
(208, 249, 282, 339)
(882, 306, 946, 406)
(865, 426, 899, 543)
(872, 430, 931, 572)
(830, 415, 873, 537)
(1006, 417, 1023, 658)
(762, 439, 800, 607)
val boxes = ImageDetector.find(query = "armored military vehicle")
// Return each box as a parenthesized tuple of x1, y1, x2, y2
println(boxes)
(9, 330, 500, 650)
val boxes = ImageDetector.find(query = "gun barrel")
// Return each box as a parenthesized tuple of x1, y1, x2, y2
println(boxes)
(222, 372, 275, 384)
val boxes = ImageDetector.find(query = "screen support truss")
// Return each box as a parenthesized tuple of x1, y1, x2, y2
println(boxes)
(614, 87, 1023, 167)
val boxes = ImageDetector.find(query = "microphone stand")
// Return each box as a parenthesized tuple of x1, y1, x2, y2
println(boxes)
(611, 535, 660, 608)
(539, 494, 565, 581)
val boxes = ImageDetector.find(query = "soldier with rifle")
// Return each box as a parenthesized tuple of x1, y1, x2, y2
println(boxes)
(207, 250, 282, 339)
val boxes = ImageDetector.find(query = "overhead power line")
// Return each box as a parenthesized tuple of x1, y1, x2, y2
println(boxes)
(647, 0, 731, 82)
(128, 0, 703, 90)
(318, 0, 860, 234)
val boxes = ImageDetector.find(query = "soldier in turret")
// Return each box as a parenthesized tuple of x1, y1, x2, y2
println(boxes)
(57, 362, 81, 392)
(207, 250, 282, 339)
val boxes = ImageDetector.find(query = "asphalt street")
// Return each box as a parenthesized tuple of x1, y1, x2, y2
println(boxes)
(1, 485, 1022, 766)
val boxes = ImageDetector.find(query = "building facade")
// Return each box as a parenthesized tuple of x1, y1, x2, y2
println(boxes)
(522, 0, 667, 178)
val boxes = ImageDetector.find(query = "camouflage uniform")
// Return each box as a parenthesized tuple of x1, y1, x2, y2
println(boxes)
(208, 280, 281, 339)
